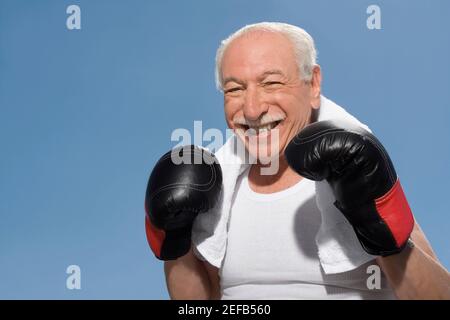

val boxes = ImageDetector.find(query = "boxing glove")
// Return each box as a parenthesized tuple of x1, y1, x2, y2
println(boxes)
(145, 145, 222, 260)
(285, 120, 414, 256)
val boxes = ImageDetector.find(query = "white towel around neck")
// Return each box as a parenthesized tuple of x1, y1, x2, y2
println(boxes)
(192, 95, 376, 274)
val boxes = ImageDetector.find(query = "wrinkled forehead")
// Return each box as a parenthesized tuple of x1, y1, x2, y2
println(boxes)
(221, 30, 299, 80)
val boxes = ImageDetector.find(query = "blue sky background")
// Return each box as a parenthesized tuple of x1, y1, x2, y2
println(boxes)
(0, 0, 448, 299)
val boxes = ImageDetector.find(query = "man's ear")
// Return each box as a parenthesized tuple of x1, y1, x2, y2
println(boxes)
(310, 65, 322, 109)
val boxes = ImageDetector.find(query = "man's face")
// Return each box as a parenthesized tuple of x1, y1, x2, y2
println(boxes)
(221, 31, 321, 166)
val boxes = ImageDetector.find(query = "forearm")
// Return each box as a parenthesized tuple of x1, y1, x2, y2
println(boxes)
(377, 242, 450, 299)
(164, 247, 213, 300)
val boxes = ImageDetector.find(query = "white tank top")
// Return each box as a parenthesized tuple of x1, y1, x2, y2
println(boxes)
(220, 167, 396, 300)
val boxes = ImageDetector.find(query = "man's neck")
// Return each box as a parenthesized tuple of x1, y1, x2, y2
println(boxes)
(247, 156, 303, 194)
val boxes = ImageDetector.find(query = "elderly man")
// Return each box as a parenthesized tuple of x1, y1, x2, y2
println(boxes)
(145, 22, 449, 299)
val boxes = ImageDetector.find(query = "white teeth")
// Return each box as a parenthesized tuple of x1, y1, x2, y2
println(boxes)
(247, 121, 280, 134)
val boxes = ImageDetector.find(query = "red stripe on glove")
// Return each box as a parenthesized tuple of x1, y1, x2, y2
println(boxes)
(375, 179, 414, 248)
(145, 215, 165, 259)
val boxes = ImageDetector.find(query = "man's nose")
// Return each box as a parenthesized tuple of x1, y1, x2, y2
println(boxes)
(243, 85, 268, 121)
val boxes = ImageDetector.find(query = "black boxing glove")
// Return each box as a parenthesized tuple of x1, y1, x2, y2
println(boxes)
(285, 120, 414, 256)
(144, 145, 222, 260)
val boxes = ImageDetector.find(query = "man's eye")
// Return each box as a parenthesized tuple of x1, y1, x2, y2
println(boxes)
(225, 87, 242, 93)
(264, 81, 282, 86)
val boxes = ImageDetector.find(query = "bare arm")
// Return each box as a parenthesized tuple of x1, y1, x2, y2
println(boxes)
(377, 221, 450, 299)
(164, 246, 221, 300)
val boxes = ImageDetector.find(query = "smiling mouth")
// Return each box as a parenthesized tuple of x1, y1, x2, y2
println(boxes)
(239, 120, 283, 135)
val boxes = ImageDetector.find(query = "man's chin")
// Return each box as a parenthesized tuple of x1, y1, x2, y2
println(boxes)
(234, 129, 284, 167)
(245, 142, 282, 169)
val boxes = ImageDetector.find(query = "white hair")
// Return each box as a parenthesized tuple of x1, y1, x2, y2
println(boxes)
(215, 22, 318, 90)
